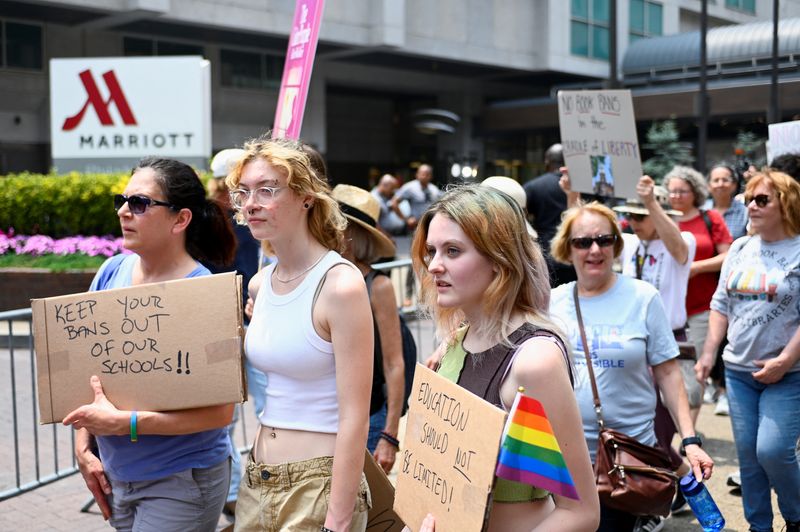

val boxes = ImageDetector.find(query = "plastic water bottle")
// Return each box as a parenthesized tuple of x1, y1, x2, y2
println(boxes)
(679, 474, 725, 532)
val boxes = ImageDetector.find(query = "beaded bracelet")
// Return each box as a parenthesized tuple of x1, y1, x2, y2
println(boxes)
(379, 431, 400, 448)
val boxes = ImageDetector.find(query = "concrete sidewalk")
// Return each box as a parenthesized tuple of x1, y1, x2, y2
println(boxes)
(0, 399, 781, 532)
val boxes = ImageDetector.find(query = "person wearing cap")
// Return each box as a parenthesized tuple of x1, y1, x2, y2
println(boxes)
(332, 184, 405, 475)
(614, 175, 700, 518)
(481, 176, 538, 240)
(208, 148, 267, 521)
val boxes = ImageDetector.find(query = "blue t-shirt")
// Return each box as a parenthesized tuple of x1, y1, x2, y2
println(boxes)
(550, 275, 679, 461)
(91, 254, 231, 482)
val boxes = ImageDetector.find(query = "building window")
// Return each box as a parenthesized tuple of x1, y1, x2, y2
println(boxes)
(630, 0, 663, 42)
(2, 21, 43, 70)
(123, 36, 204, 57)
(571, 0, 609, 60)
(220, 48, 283, 90)
(725, 0, 756, 13)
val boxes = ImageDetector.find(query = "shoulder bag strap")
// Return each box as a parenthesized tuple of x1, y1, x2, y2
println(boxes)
(572, 283, 605, 429)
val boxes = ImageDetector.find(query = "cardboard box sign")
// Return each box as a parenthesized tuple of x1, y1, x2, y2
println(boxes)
(32, 272, 245, 424)
(394, 365, 507, 532)
(363, 450, 405, 532)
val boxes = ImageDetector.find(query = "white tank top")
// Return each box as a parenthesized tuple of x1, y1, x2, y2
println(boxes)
(246, 250, 353, 433)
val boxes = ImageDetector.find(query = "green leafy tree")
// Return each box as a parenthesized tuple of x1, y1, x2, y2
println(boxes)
(642, 120, 694, 183)
(734, 130, 766, 167)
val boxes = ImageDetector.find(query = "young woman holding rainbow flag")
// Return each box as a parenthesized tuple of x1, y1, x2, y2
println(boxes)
(411, 185, 599, 531)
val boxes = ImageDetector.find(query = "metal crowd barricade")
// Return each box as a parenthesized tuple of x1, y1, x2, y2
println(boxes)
(372, 257, 438, 361)
(0, 308, 79, 502)
(0, 259, 435, 504)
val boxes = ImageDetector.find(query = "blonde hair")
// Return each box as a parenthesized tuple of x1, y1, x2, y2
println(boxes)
(226, 134, 346, 255)
(411, 185, 562, 348)
(746, 170, 800, 237)
(550, 202, 624, 264)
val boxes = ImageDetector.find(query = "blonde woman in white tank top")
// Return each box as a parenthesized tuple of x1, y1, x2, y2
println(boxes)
(226, 137, 374, 532)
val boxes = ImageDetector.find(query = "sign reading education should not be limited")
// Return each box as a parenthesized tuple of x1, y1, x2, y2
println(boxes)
(394, 365, 506, 532)
(558, 89, 642, 200)
(33, 273, 245, 424)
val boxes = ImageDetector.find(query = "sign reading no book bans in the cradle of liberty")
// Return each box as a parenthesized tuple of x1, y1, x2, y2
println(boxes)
(558, 89, 642, 200)
(32, 273, 245, 424)
(394, 365, 506, 532)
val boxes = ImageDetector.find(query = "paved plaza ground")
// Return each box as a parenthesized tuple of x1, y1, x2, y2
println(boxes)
(0, 329, 781, 531)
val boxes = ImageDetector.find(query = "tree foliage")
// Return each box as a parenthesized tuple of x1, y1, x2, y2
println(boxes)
(642, 120, 695, 183)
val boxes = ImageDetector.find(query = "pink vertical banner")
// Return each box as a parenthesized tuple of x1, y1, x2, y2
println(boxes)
(272, 0, 326, 139)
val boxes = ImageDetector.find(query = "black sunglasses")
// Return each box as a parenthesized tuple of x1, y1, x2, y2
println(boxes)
(745, 194, 771, 208)
(570, 233, 617, 250)
(624, 212, 648, 223)
(114, 194, 176, 215)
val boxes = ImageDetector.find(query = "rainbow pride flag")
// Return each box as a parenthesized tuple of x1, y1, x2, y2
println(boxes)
(495, 392, 579, 500)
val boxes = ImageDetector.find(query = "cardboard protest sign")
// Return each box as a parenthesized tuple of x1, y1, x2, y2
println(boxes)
(558, 89, 642, 200)
(767, 120, 800, 164)
(394, 365, 506, 532)
(273, 0, 325, 139)
(364, 450, 405, 532)
(32, 272, 245, 424)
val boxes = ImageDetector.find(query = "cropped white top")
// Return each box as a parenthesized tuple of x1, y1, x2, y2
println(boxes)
(245, 250, 353, 433)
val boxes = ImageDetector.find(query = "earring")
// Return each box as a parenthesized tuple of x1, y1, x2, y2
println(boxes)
(304, 203, 310, 209)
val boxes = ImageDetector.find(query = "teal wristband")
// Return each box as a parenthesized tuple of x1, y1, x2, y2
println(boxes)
(130, 411, 138, 443)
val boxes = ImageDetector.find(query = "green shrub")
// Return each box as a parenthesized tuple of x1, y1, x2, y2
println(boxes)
(0, 168, 215, 238)
(0, 172, 128, 237)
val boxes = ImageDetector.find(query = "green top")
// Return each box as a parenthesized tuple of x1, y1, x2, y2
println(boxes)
(438, 326, 550, 503)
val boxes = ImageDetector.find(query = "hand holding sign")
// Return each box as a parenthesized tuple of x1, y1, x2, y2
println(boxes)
(63, 375, 127, 436)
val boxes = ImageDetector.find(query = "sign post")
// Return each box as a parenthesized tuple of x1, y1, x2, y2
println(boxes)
(273, 0, 326, 139)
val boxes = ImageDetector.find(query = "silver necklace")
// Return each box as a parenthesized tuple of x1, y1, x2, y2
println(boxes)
(273, 252, 326, 283)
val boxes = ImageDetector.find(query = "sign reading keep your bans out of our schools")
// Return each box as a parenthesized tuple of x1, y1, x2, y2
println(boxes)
(394, 365, 506, 532)
(558, 89, 642, 200)
(32, 273, 246, 424)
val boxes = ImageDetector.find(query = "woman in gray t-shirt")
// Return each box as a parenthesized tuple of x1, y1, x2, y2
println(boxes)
(696, 170, 800, 532)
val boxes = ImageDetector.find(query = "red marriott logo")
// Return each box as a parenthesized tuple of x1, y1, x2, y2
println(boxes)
(62, 69, 138, 131)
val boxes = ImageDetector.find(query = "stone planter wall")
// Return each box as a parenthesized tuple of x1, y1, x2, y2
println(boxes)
(0, 268, 97, 311)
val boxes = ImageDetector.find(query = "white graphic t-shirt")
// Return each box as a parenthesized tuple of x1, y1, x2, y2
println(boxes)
(711, 235, 800, 373)
(620, 232, 697, 330)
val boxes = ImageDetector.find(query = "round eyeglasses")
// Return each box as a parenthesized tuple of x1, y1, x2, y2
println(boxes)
(229, 186, 286, 209)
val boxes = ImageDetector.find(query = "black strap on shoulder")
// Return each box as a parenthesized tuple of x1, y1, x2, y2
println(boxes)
(700, 209, 713, 237)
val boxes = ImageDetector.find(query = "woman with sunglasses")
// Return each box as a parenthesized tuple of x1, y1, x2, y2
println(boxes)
(549, 202, 713, 532)
(696, 171, 800, 532)
(65, 157, 237, 531)
(411, 185, 599, 531)
(226, 136, 373, 531)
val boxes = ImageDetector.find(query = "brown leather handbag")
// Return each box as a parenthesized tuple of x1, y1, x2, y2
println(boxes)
(573, 285, 678, 517)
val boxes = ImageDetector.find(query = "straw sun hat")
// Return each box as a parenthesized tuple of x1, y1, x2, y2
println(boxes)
(612, 185, 682, 217)
(331, 184, 396, 258)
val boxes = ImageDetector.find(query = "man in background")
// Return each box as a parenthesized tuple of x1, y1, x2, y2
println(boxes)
(524, 143, 577, 287)
(371, 174, 406, 236)
(391, 164, 441, 233)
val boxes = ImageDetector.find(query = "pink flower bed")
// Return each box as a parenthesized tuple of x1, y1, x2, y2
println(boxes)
(0, 229, 129, 257)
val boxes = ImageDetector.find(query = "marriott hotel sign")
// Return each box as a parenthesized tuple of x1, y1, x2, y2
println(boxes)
(50, 57, 211, 172)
